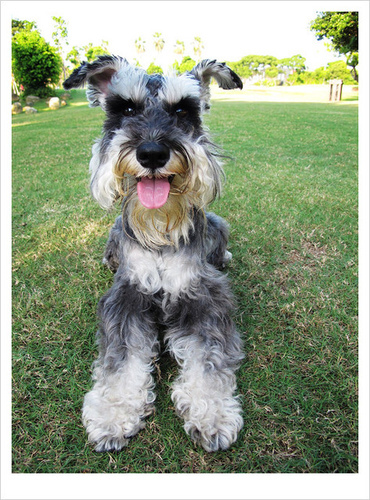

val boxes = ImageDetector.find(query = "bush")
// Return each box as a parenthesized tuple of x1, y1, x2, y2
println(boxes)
(146, 63, 163, 75)
(325, 61, 356, 84)
(12, 30, 63, 97)
(172, 56, 196, 74)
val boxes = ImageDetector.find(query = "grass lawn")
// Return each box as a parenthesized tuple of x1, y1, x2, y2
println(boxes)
(12, 89, 358, 473)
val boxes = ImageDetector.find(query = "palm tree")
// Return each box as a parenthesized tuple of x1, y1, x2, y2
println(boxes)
(135, 37, 146, 55)
(174, 40, 185, 56)
(192, 36, 204, 62)
(153, 32, 165, 55)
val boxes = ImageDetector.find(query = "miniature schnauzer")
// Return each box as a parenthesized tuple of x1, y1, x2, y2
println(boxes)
(63, 55, 244, 452)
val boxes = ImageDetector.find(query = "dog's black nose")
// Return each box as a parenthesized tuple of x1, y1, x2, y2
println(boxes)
(136, 142, 170, 170)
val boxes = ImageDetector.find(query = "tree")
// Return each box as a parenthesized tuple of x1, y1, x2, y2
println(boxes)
(174, 40, 185, 55)
(230, 55, 278, 80)
(83, 41, 110, 62)
(135, 37, 146, 55)
(226, 60, 252, 79)
(147, 62, 163, 75)
(153, 32, 165, 54)
(12, 19, 37, 37)
(52, 16, 69, 81)
(172, 56, 196, 74)
(310, 11, 358, 53)
(278, 55, 306, 74)
(346, 52, 359, 82)
(310, 12, 358, 81)
(325, 60, 356, 84)
(174, 40, 185, 62)
(12, 27, 63, 96)
(192, 36, 204, 62)
(66, 46, 82, 70)
(52, 16, 68, 52)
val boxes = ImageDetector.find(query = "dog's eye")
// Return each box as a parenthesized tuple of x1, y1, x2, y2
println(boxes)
(175, 108, 188, 118)
(123, 106, 136, 117)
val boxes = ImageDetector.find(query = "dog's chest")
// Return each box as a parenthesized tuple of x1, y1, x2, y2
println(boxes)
(123, 244, 200, 299)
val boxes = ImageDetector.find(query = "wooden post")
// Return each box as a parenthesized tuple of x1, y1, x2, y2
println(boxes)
(329, 80, 343, 101)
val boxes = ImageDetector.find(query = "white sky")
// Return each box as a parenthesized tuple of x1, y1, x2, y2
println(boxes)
(6, 0, 362, 71)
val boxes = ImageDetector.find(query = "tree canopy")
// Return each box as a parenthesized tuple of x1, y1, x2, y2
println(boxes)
(310, 12, 358, 82)
(310, 11, 358, 54)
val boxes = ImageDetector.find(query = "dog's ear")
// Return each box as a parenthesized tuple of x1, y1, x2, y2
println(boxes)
(63, 55, 127, 107)
(189, 59, 243, 110)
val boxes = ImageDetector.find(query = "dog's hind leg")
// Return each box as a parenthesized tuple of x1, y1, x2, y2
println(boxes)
(102, 215, 123, 272)
(205, 212, 232, 269)
(82, 276, 159, 452)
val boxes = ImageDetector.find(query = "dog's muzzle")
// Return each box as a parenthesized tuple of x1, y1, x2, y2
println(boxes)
(136, 142, 172, 210)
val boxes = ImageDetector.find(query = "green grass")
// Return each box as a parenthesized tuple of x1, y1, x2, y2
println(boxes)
(12, 90, 358, 473)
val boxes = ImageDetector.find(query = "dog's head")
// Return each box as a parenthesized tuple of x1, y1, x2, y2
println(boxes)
(64, 56, 242, 247)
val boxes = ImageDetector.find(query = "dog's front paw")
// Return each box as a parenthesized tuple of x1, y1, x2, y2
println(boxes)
(83, 410, 147, 452)
(174, 390, 243, 452)
(93, 434, 131, 453)
(82, 390, 149, 452)
(185, 404, 243, 452)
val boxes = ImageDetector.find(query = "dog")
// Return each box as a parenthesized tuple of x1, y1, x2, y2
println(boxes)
(63, 55, 244, 452)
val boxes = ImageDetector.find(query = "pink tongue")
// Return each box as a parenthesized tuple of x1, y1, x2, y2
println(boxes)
(137, 177, 171, 209)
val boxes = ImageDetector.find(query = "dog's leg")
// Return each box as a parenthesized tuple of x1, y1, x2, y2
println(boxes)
(165, 272, 244, 452)
(102, 215, 123, 272)
(82, 277, 158, 452)
(205, 212, 232, 269)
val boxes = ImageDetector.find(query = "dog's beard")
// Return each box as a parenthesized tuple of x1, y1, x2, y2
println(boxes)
(112, 144, 221, 249)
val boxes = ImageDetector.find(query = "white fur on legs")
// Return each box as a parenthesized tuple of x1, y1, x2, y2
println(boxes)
(82, 353, 156, 452)
(170, 338, 243, 452)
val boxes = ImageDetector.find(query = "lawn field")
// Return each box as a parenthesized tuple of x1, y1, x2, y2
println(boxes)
(12, 89, 358, 474)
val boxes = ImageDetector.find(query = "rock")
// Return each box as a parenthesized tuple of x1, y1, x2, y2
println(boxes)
(12, 93, 20, 102)
(12, 102, 22, 114)
(26, 95, 40, 105)
(49, 97, 60, 110)
(61, 100, 67, 106)
(24, 106, 38, 114)
(60, 92, 71, 100)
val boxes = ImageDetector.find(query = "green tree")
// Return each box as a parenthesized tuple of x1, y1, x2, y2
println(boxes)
(153, 32, 165, 54)
(174, 40, 185, 56)
(278, 55, 306, 74)
(310, 12, 358, 81)
(52, 16, 68, 52)
(192, 36, 204, 62)
(83, 41, 110, 62)
(226, 60, 252, 79)
(172, 56, 196, 74)
(346, 52, 359, 82)
(12, 19, 37, 37)
(52, 16, 69, 80)
(66, 46, 82, 70)
(229, 55, 278, 80)
(12, 28, 63, 97)
(147, 62, 163, 75)
(325, 60, 356, 84)
(135, 37, 146, 55)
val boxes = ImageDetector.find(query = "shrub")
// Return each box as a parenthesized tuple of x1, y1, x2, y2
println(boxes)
(172, 56, 196, 74)
(146, 63, 163, 75)
(12, 30, 63, 97)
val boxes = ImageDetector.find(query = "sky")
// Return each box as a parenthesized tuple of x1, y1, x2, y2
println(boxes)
(5, 0, 361, 72)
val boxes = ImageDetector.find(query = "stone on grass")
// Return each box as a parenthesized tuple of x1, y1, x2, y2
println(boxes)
(49, 97, 60, 110)
(12, 102, 22, 114)
(26, 95, 40, 105)
(24, 106, 38, 114)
